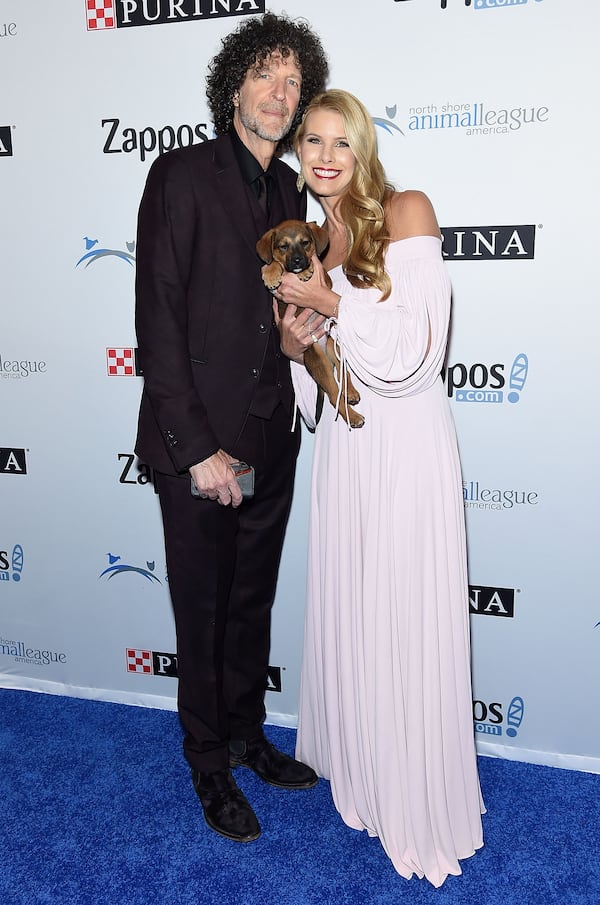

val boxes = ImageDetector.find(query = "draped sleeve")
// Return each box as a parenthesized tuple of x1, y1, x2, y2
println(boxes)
(331, 236, 451, 398)
(290, 235, 451, 427)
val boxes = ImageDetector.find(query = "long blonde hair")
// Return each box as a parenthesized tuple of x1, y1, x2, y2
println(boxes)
(295, 89, 394, 299)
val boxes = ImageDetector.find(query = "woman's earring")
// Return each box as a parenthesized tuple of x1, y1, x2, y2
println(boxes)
(296, 171, 306, 193)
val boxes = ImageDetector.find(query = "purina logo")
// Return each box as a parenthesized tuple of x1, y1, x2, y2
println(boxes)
(469, 585, 516, 618)
(76, 236, 135, 269)
(442, 225, 536, 260)
(107, 348, 142, 377)
(473, 696, 525, 738)
(447, 354, 529, 405)
(126, 648, 282, 690)
(1, 448, 27, 474)
(126, 648, 178, 676)
(0, 545, 24, 583)
(86, 0, 264, 32)
(0, 126, 13, 157)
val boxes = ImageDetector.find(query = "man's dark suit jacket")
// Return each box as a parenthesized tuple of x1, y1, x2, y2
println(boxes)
(135, 133, 307, 476)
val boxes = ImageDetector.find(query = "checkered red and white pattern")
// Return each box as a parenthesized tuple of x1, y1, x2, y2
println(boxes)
(126, 649, 152, 674)
(107, 347, 135, 376)
(86, 0, 116, 31)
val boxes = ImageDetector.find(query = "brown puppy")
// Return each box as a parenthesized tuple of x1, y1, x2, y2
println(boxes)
(257, 219, 364, 429)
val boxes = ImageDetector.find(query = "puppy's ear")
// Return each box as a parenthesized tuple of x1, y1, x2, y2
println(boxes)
(307, 222, 330, 257)
(256, 229, 275, 263)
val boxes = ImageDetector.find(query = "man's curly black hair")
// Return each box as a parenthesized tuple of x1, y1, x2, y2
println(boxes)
(206, 12, 328, 155)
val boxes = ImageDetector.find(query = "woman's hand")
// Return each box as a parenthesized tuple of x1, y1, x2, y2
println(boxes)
(273, 299, 327, 362)
(275, 256, 340, 316)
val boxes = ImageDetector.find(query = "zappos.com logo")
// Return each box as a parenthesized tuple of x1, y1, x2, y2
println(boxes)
(436, 0, 544, 9)
(0, 545, 24, 583)
(471, 0, 544, 10)
(102, 117, 209, 162)
(473, 696, 525, 738)
(118, 454, 157, 492)
(447, 354, 528, 405)
(394, 0, 544, 7)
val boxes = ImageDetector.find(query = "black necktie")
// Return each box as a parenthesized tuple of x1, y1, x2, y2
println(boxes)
(256, 173, 269, 215)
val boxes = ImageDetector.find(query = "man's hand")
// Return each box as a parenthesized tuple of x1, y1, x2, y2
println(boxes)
(190, 450, 243, 508)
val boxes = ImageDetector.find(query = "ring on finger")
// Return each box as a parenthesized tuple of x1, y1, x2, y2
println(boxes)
(310, 333, 318, 344)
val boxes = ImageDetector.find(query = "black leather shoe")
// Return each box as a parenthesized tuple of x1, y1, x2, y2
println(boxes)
(229, 736, 318, 789)
(191, 768, 261, 843)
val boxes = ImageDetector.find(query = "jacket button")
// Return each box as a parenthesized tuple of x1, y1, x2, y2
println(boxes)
(251, 368, 259, 379)
(258, 323, 267, 334)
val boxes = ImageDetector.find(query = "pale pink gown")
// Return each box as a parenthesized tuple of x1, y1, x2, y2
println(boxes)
(292, 236, 485, 888)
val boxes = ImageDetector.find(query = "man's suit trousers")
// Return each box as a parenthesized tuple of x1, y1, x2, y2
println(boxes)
(155, 404, 301, 773)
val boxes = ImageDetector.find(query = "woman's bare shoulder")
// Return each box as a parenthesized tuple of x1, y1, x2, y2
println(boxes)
(385, 190, 441, 242)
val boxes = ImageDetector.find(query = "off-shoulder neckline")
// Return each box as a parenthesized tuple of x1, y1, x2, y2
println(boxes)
(328, 235, 441, 273)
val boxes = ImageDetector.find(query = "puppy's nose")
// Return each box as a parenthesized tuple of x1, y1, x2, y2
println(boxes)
(289, 252, 309, 271)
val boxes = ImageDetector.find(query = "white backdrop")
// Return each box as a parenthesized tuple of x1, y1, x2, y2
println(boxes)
(1, 0, 598, 773)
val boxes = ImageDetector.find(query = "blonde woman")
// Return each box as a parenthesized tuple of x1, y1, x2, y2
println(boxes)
(275, 90, 485, 887)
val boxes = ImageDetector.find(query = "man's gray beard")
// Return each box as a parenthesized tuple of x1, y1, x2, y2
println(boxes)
(239, 109, 291, 144)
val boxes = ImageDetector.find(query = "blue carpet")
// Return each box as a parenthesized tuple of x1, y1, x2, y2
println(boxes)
(0, 689, 598, 904)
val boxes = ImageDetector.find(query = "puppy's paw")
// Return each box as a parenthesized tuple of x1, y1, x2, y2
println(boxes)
(263, 276, 282, 291)
(349, 410, 365, 429)
(262, 263, 284, 291)
(297, 266, 314, 282)
(345, 386, 361, 406)
(337, 401, 365, 430)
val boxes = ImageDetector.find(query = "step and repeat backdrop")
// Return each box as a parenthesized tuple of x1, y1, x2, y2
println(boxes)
(1, 0, 598, 772)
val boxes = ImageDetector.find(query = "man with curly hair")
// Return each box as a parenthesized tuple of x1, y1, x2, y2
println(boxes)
(134, 13, 328, 843)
